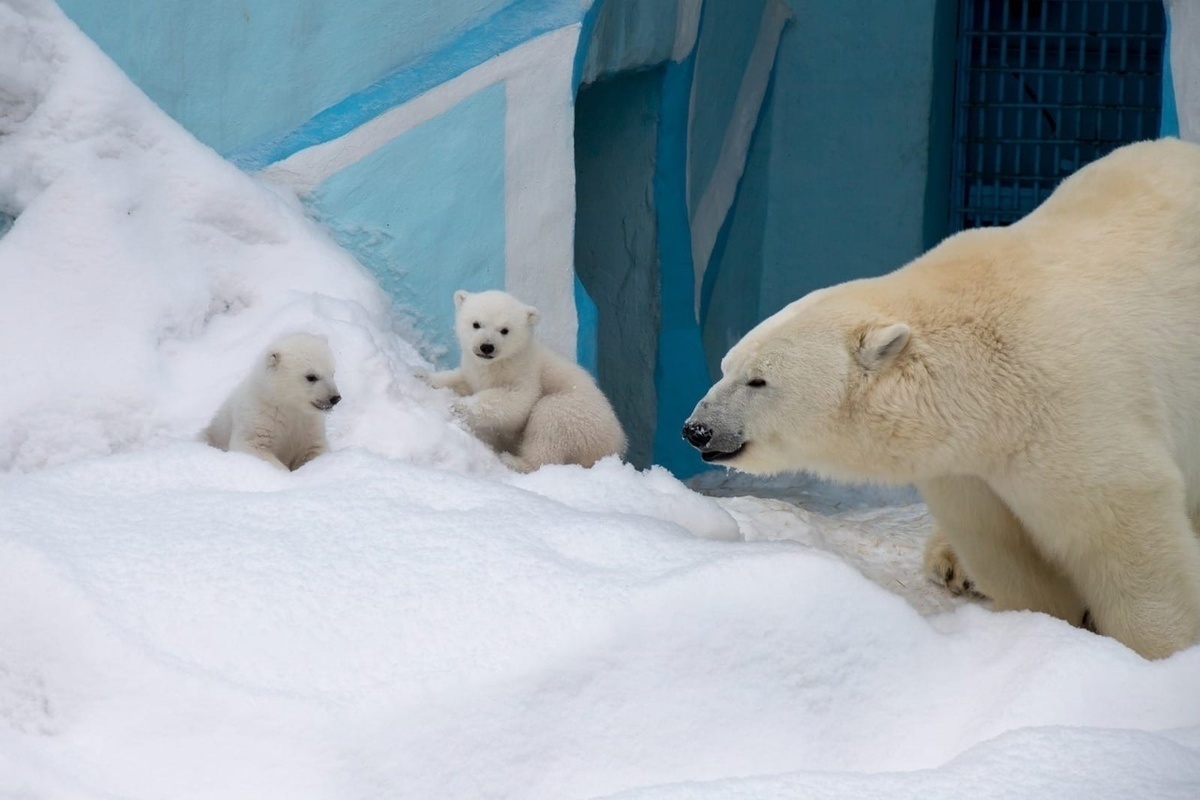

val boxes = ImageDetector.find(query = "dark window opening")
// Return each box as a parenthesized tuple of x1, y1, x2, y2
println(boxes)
(949, 0, 1167, 232)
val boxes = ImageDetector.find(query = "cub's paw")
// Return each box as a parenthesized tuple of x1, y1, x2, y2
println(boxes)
(499, 452, 535, 473)
(923, 530, 986, 599)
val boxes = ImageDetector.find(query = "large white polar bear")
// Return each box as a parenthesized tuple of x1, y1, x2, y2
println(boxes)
(204, 333, 341, 471)
(683, 138, 1200, 660)
(429, 289, 627, 472)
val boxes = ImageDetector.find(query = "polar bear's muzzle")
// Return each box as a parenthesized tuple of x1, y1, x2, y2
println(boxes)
(311, 395, 341, 411)
(681, 418, 747, 463)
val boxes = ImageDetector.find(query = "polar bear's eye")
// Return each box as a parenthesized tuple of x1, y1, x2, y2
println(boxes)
(500, 328, 509, 336)
(747, 378, 767, 388)
(306, 374, 319, 383)
(472, 322, 481, 329)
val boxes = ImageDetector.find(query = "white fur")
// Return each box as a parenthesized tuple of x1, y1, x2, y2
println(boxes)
(429, 289, 626, 472)
(204, 333, 341, 471)
(685, 138, 1200, 660)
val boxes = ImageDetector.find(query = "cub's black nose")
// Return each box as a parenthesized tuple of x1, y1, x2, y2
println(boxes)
(480, 343, 495, 355)
(329, 395, 341, 406)
(681, 421, 713, 449)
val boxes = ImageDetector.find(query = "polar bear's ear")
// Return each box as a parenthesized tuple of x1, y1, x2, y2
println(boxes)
(454, 290, 470, 309)
(266, 350, 281, 370)
(856, 323, 910, 370)
(526, 306, 540, 327)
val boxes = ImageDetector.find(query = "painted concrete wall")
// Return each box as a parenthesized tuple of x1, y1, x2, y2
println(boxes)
(250, 17, 584, 368)
(574, 69, 663, 469)
(577, 0, 681, 84)
(757, 0, 942, 319)
(309, 85, 507, 363)
(688, 0, 773, 216)
(699, 81, 774, 377)
(1167, 0, 1200, 142)
(58, 0, 517, 155)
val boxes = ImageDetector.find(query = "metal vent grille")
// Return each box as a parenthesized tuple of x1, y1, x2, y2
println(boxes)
(950, 0, 1166, 232)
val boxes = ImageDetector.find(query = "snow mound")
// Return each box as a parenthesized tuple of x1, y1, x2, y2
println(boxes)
(0, 2, 1198, 798)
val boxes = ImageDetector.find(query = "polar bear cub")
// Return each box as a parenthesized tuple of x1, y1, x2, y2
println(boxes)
(204, 332, 341, 471)
(429, 289, 626, 472)
(684, 138, 1200, 660)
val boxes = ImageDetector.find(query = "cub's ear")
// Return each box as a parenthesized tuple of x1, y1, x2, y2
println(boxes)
(453, 290, 470, 309)
(266, 350, 282, 369)
(526, 307, 540, 326)
(856, 323, 910, 370)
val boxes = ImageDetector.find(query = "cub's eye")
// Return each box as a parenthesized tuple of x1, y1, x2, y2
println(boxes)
(472, 322, 481, 329)
(747, 378, 767, 388)
(500, 328, 509, 336)
(306, 374, 319, 383)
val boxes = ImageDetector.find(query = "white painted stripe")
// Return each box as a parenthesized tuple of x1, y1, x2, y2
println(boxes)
(672, 0, 704, 61)
(259, 26, 581, 195)
(689, 0, 791, 315)
(1169, 0, 1200, 142)
(503, 26, 581, 360)
(260, 24, 582, 360)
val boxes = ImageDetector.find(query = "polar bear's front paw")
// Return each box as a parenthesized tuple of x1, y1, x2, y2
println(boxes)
(499, 452, 535, 473)
(450, 397, 476, 421)
(924, 531, 987, 599)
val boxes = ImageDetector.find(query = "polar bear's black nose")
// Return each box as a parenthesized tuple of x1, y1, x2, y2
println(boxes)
(480, 343, 495, 355)
(329, 395, 341, 406)
(681, 421, 713, 448)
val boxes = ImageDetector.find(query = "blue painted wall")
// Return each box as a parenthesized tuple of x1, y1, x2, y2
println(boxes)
(309, 86, 508, 365)
(1162, 11, 1180, 137)
(58, 0, 518, 155)
(756, 0, 942, 318)
(577, 0, 679, 84)
(699, 74, 775, 378)
(687, 0, 772, 213)
(574, 69, 663, 469)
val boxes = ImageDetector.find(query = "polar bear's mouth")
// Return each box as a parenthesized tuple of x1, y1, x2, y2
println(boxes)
(473, 350, 496, 360)
(700, 443, 746, 463)
(312, 400, 334, 411)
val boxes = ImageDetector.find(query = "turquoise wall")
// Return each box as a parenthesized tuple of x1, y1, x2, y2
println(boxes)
(687, 0, 772, 214)
(699, 76, 774, 378)
(309, 85, 507, 365)
(576, 0, 679, 84)
(757, 0, 942, 318)
(58, 0, 517, 155)
(574, 69, 663, 469)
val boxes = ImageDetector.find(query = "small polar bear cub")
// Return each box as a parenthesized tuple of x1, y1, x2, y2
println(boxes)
(204, 332, 341, 471)
(428, 289, 626, 472)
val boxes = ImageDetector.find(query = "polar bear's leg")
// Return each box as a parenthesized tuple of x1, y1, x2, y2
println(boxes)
(427, 368, 470, 395)
(511, 394, 616, 471)
(454, 386, 537, 452)
(229, 420, 289, 471)
(1012, 467, 1200, 659)
(499, 452, 536, 473)
(922, 527, 986, 598)
(290, 424, 328, 470)
(917, 476, 1086, 623)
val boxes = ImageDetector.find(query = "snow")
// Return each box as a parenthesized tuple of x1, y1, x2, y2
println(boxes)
(1, 1, 1198, 798)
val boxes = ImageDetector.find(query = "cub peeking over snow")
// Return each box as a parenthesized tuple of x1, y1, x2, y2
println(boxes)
(428, 289, 626, 472)
(204, 332, 341, 471)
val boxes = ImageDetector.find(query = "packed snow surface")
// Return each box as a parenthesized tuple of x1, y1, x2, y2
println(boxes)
(1, 1, 1198, 797)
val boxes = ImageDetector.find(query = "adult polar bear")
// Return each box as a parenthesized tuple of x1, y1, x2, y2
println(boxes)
(684, 138, 1200, 660)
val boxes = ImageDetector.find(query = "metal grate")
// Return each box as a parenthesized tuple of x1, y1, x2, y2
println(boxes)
(949, 0, 1166, 231)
